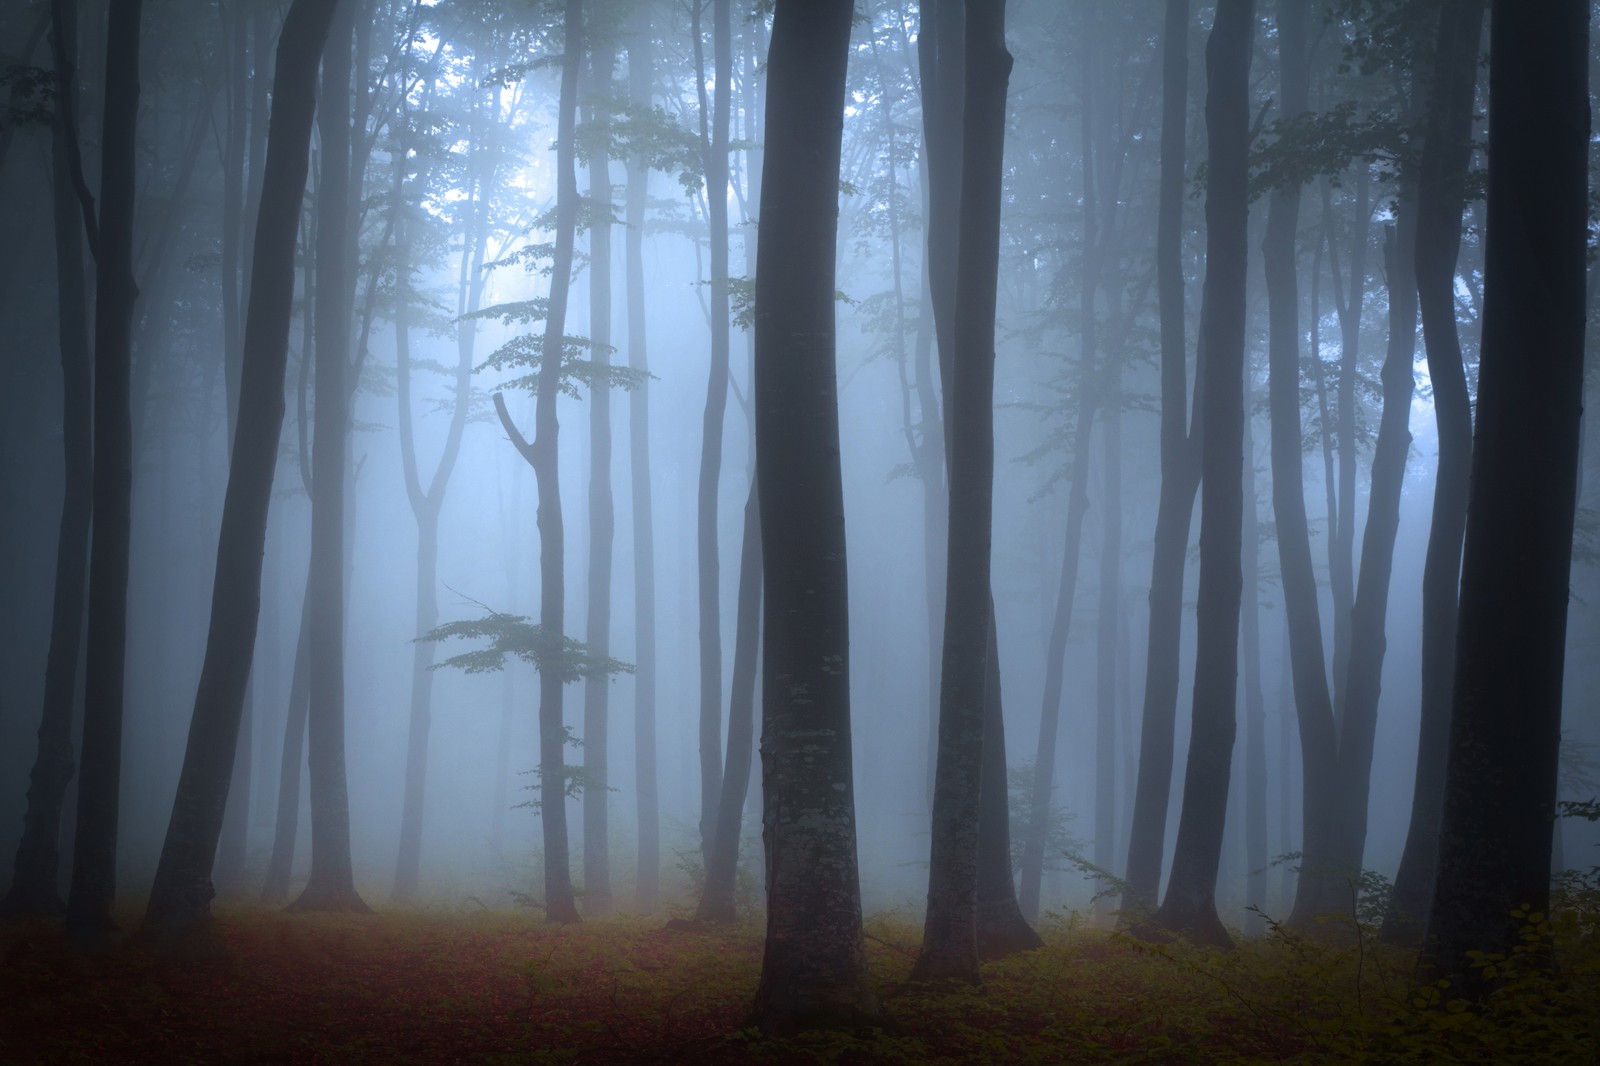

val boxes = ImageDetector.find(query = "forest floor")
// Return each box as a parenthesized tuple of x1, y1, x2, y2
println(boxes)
(3, 901, 1597, 1064)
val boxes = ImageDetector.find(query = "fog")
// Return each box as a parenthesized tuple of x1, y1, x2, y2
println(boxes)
(1, 0, 1597, 1012)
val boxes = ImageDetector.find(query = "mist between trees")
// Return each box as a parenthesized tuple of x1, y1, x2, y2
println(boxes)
(0, 0, 1595, 1038)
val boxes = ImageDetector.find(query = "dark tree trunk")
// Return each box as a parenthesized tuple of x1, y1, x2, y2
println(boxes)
(913, 0, 1013, 987)
(261, 568, 311, 904)
(696, 483, 761, 924)
(63, 0, 143, 954)
(1153, 0, 1252, 952)
(1241, 400, 1268, 935)
(1121, 0, 1201, 920)
(1420, 0, 1587, 981)
(694, 0, 732, 871)
(1256, 0, 1342, 931)
(1383, 0, 1484, 947)
(1094, 379, 1122, 925)
(750, 0, 879, 1033)
(582, 42, 617, 917)
(140, 0, 339, 951)
(492, 0, 584, 926)
(2, 0, 92, 920)
(289, 1, 367, 914)
(1329, 168, 1369, 723)
(625, 1, 659, 912)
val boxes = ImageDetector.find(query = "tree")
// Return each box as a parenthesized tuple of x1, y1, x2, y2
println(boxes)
(1383, 0, 1484, 946)
(914, 0, 1014, 986)
(63, 0, 144, 953)
(693, 0, 732, 872)
(624, 0, 660, 912)
(1121, 0, 1202, 920)
(1420, 0, 1587, 982)
(1152, 0, 1252, 952)
(492, 0, 584, 926)
(581, 37, 618, 918)
(141, 0, 341, 951)
(1, 0, 92, 920)
(289, 0, 368, 914)
(750, 0, 880, 1032)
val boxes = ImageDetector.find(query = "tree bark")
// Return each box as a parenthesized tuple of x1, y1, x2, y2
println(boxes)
(693, 0, 732, 871)
(913, 0, 1013, 987)
(288, 0, 367, 914)
(1153, 0, 1252, 952)
(582, 41, 617, 917)
(63, 0, 143, 954)
(1241, 399, 1268, 935)
(750, 0, 879, 1033)
(1383, 0, 1484, 947)
(625, 1, 659, 912)
(141, 0, 339, 951)
(1121, 0, 1201, 921)
(492, 0, 584, 925)
(2, 0, 93, 920)
(1420, 0, 1587, 982)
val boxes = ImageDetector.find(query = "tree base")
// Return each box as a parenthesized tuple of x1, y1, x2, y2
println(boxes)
(749, 987, 892, 1038)
(1154, 895, 1233, 951)
(62, 913, 118, 955)
(544, 897, 581, 924)
(977, 899, 1044, 960)
(0, 880, 66, 920)
(286, 880, 372, 914)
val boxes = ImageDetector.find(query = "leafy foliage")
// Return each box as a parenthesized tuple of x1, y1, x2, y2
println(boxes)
(417, 612, 633, 684)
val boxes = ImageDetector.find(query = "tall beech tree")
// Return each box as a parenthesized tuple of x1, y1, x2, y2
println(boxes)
(692, 0, 733, 871)
(914, 0, 1014, 986)
(1121, 0, 1202, 920)
(141, 0, 341, 951)
(624, 1, 660, 912)
(1420, 0, 1587, 982)
(582, 40, 618, 917)
(492, 0, 584, 926)
(751, 0, 879, 1032)
(1152, 0, 1251, 952)
(2, 0, 93, 919)
(1384, 0, 1484, 945)
(63, 0, 144, 953)
(289, 0, 367, 914)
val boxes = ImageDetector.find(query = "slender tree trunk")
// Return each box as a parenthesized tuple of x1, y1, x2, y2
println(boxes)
(1153, 0, 1252, 952)
(289, 1, 366, 914)
(141, 0, 339, 950)
(63, 0, 143, 954)
(625, 1, 659, 912)
(1384, 0, 1484, 946)
(914, 0, 1013, 987)
(582, 42, 617, 916)
(2, 0, 93, 919)
(261, 565, 311, 904)
(1329, 165, 1369, 724)
(693, 0, 732, 870)
(492, 0, 584, 925)
(1241, 401, 1268, 935)
(695, 483, 761, 924)
(1122, 0, 1201, 920)
(751, 0, 879, 1033)
(1094, 379, 1122, 925)
(1420, 0, 1586, 982)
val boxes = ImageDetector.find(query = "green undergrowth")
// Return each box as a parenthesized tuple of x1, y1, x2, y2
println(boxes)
(3, 898, 1597, 1064)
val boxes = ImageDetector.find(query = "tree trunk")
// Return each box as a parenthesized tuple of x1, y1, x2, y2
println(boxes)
(63, 0, 143, 954)
(1420, 0, 1586, 982)
(975, 612, 1043, 957)
(492, 0, 584, 926)
(1383, 0, 1484, 947)
(289, 1, 367, 914)
(913, 0, 1013, 987)
(261, 565, 311, 904)
(582, 42, 617, 917)
(750, 0, 879, 1033)
(1241, 400, 1268, 935)
(1094, 379, 1122, 925)
(140, 0, 339, 951)
(695, 483, 760, 924)
(694, 0, 732, 871)
(1153, 0, 1252, 952)
(625, 0, 659, 913)
(1121, 0, 1201, 921)
(1329, 167, 1369, 724)
(2, 0, 93, 920)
